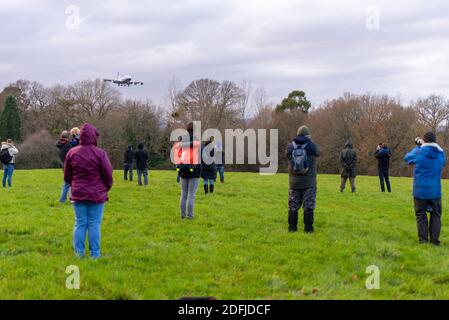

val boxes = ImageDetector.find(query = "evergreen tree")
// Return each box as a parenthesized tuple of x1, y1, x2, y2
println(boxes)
(0, 95, 22, 142)
(275, 90, 311, 113)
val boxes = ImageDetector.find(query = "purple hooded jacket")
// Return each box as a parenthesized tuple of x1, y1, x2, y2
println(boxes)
(64, 124, 113, 204)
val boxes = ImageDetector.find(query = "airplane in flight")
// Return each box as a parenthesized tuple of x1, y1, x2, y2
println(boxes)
(103, 72, 144, 86)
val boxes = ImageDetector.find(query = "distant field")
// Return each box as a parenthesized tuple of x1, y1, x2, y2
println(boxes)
(0, 169, 448, 299)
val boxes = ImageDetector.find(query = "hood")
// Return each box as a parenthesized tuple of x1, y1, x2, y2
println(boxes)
(421, 143, 444, 159)
(293, 135, 310, 145)
(79, 123, 99, 146)
(57, 138, 70, 149)
(1, 143, 11, 150)
(138, 143, 145, 150)
(345, 140, 353, 148)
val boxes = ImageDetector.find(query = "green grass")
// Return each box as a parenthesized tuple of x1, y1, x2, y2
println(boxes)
(0, 169, 449, 299)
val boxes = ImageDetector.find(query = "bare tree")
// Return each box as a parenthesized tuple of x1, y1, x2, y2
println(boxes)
(69, 79, 121, 120)
(174, 78, 244, 129)
(413, 94, 449, 132)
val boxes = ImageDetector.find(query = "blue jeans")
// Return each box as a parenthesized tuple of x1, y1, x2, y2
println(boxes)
(137, 168, 148, 186)
(2, 164, 14, 187)
(180, 178, 200, 218)
(73, 202, 105, 258)
(217, 166, 224, 182)
(203, 178, 215, 186)
(60, 182, 71, 202)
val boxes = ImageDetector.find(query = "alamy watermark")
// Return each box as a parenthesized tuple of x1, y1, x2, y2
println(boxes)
(365, 265, 380, 290)
(365, 6, 380, 30)
(65, 5, 82, 31)
(66, 265, 80, 290)
(170, 121, 279, 175)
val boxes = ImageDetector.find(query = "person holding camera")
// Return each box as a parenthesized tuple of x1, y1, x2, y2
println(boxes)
(375, 143, 392, 192)
(404, 132, 446, 246)
(1, 139, 19, 188)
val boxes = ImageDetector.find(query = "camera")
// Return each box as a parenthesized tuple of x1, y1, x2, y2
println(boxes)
(415, 137, 423, 146)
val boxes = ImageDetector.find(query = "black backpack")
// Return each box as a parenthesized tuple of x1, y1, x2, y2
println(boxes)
(0, 148, 12, 164)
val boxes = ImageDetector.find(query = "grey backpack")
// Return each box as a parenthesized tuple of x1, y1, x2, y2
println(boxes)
(291, 142, 309, 174)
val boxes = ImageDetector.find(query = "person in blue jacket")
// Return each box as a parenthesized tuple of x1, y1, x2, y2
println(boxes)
(404, 132, 446, 246)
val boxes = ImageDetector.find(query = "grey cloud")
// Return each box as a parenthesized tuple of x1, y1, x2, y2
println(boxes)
(1, 0, 449, 108)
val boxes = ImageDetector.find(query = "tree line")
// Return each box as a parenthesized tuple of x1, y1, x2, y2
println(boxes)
(1, 78, 448, 177)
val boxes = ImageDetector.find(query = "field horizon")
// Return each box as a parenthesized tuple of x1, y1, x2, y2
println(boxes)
(0, 169, 448, 300)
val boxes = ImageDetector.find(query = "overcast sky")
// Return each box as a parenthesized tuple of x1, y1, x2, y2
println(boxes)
(1, 0, 449, 109)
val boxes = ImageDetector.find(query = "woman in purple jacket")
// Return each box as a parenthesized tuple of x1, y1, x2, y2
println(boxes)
(64, 124, 113, 258)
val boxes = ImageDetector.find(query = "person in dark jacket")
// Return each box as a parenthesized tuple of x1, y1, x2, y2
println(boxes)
(404, 132, 446, 246)
(64, 123, 113, 258)
(56, 130, 73, 202)
(176, 122, 202, 219)
(123, 145, 134, 181)
(340, 140, 357, 193)
(69, 127, 80, 147)
(375, 143, 392, 192)
(135, 143, 149, 186)
(201, 136, 217, 194)
(285, 125, 320, 233)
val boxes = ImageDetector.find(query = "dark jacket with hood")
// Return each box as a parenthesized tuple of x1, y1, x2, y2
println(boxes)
(201, 141, 217, 180)
(56, 138, 73, 167)
(340, 141, 357, 178)
(375, 147, 391, 169)
(286, 135, 320, 189)
(64, 124, 113, 204)
(134, 143, 149, 170)
(124, 146, 134, 164)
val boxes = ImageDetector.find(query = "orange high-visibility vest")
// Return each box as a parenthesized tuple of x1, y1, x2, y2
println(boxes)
(173, 141, 201, 165)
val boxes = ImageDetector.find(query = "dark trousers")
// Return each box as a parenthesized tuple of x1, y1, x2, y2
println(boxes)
(288, 187, 316, 232)
(414, 198, 442, 244)
(340, 177, 356, 192)
(378, 168, 391, 192)
(124, 163, 133, 181)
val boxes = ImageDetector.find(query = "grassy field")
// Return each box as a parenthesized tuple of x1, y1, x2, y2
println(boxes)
(0, 169, 449, 299)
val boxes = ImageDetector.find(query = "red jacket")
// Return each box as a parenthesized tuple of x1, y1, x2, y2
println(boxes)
(64, 124, 113, 203)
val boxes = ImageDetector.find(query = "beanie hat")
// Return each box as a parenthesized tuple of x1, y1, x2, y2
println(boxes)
(423, 132, 436, 143)
(297, 125, 311, 137)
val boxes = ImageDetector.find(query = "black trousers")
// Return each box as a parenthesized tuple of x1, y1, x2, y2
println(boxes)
(288, 187, 316, 232)
(414, 198, 442, 244)
(378, 168, 391, 192)
(124, 163, 133, 181)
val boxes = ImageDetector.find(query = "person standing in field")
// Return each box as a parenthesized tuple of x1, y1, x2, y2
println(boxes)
(56, 130, 73, 202)
(215, 141, 225, 183)
(340, 140, 357, 193)
(201, 136, 217, 194)
(286, 125, 320, 233)
(404, 132, 446, 246)
(70, 127, 80, 147)
(135, 142, 149, 186)
(1, 139, 19, 188)
(375, 143, 392, 192)
(64, 123, 113, 258)
(123, 145, 134, 182)
(176, 122, 201, 219)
